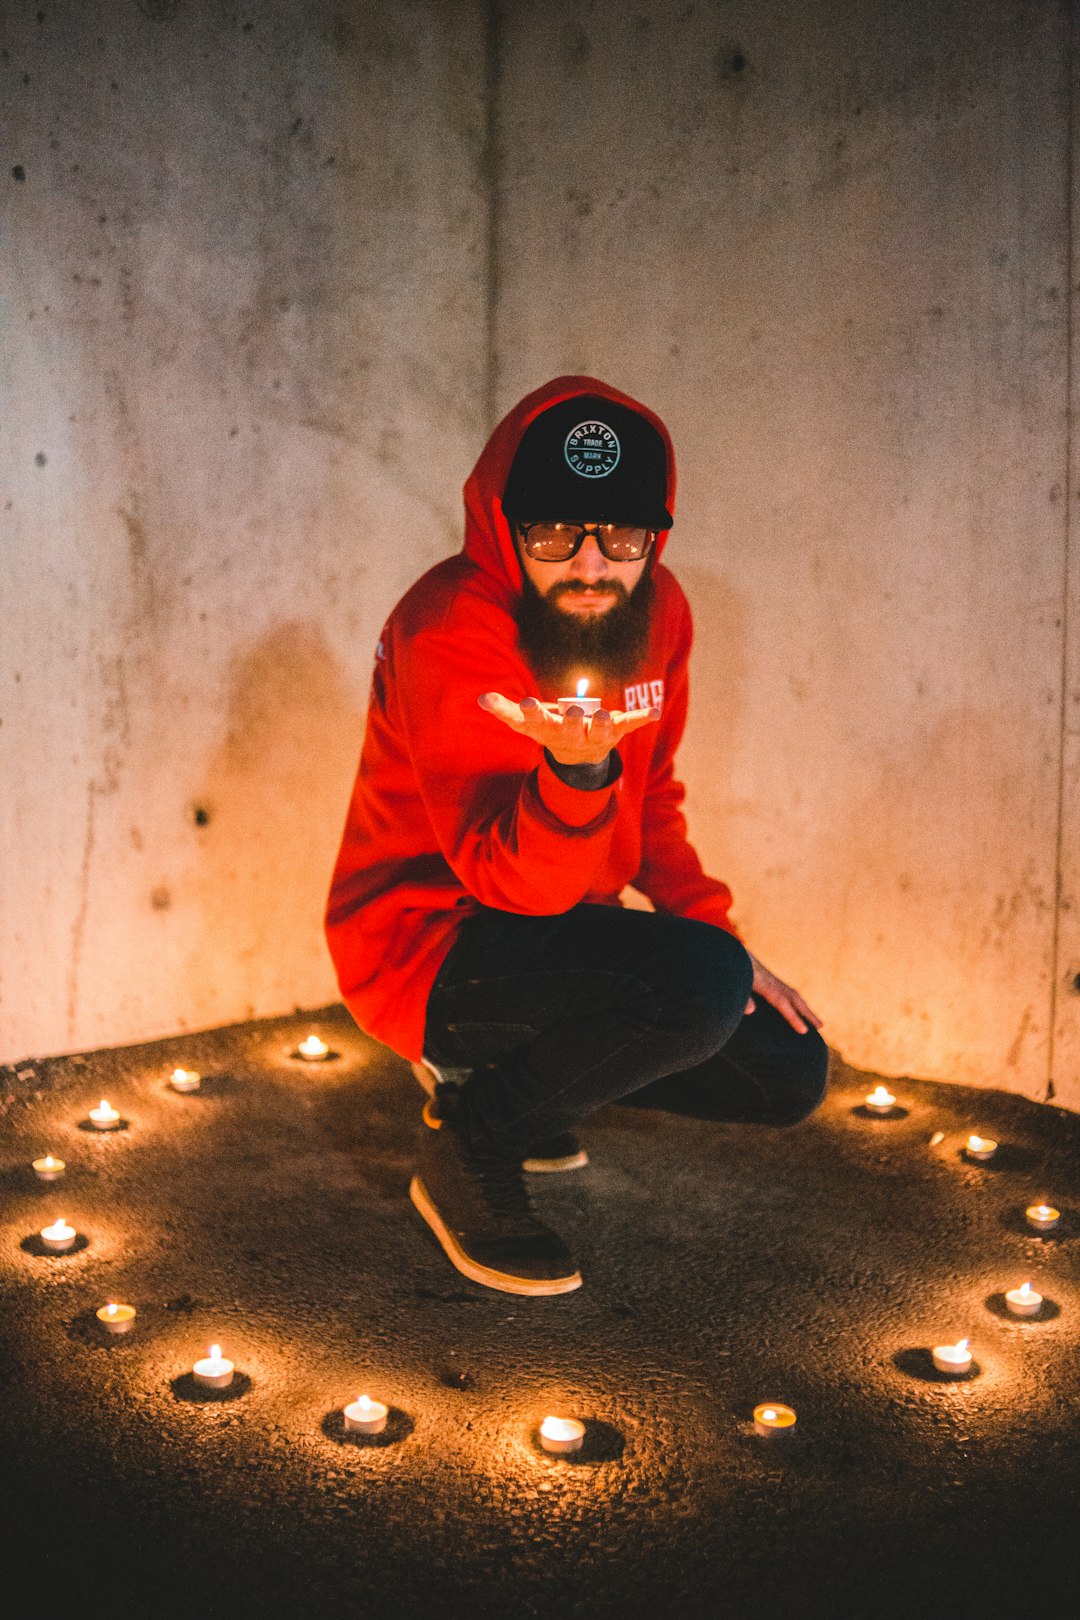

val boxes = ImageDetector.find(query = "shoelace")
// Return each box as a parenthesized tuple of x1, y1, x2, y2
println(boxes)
(466, 1141, 538, 1225)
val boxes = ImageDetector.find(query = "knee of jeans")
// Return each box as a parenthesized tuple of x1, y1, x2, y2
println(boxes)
(649, 927, 754, 1058)
(770, 1031, 830, 1125)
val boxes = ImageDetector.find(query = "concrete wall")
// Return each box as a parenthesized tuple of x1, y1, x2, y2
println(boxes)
(2, 0, 490, 1052)
(495, 0, 1078, 1109)
(3, 0, 1079, 1111)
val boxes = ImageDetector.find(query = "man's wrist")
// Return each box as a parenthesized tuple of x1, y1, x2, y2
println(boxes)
(543, 749, 613, 791)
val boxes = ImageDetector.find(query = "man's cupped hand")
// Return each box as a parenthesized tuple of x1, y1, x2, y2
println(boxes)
(478, 691, 660, 767)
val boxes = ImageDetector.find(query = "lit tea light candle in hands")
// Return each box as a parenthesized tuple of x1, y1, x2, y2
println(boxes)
(169, 1068, 201, 1093)
(965, 1134, 997, 1162)
(192, 1344, 234, 1389)
(556, 678, 602, 718)
(1005, 1281, 1042, 1317)
(32, 1155, 65, 1182)
(96, 1302, 136, 1334)
(343, 1394, 388, 1434)
(40, 1219, 77, 1253)
(539, 1415, 585, 1454)
(864, 1085, 897, 1114)
(753, 1402, 797, 1437)
(1026, 1204, 1061, 1233)
(296, 1035, 331, 1062)
(88, 1099, 121, 1131)
(932, 1337, 972, 1375)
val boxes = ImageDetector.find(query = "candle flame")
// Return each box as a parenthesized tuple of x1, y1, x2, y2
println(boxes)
(209, 1344, 221, 1362)
(106, 1303, 117, 1316)
(955, 1339, 969, 1354)
(867, 1086, 895, 1105)
(44, 1156, 55, 1168)
(929, 1132, 944, 1147)
(1020, 1282, 1033, 1298)
(762, 1408, 777, 1421)
(99, 1099, 109, 1111)
(576, 678, 589, 698)
(968, 1136, 984, 1150)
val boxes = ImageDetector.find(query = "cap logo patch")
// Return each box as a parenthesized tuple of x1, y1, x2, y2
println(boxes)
(564, 420, 620, 479)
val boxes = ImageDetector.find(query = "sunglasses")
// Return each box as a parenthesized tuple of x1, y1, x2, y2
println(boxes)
(515, 521, 656, 563)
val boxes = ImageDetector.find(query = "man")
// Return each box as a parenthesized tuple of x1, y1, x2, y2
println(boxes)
(326, 375, 827, 1298)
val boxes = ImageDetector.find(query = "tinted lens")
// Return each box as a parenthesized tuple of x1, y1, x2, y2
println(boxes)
(524, 522, 579, 559)
(600, 525, 652, 560)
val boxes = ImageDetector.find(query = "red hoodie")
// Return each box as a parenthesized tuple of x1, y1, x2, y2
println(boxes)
(325, 375, 740, 1063)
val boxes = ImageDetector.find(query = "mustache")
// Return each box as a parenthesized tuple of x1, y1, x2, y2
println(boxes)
(552, 580, 626, 598)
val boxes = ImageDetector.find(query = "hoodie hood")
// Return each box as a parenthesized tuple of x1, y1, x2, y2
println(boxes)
(462, 375, 676, 597)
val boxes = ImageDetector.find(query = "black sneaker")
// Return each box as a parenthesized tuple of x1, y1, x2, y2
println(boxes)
(413, 1063, 588, 1174)
(410, 1087, 582, 1297)
(522, 1133, 589, 1173)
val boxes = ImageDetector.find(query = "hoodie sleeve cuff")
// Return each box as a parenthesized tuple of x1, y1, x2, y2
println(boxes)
(535, 748, 623, 827)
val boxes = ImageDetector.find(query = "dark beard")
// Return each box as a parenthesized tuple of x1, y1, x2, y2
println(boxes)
(512, 559, 655, 695)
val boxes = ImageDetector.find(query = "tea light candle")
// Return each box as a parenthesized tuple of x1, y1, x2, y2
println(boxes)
(864, 1085, 897, 1114)
(192, 1344, 234, 1389)
(88, 1099, 121, 1131)
(343, 1394, 388, 1435)
(1026, 1204, 1061, 1233)
(296, 1035, 331, 1061)
(539, 1415, 585, 1454)
(32, 1155, 65, 1182)
(928, 1131, 945, 1147)
(753, 1402, 797, 1437)
(556, 678, 602, 718)
(40, 1219, 76, 1253)
(96, 1302, 136, 1335)
(965, 1134, 997, 1162)
(932, 1338, 972, 1375)
(1005, 1281, 1043, 1318)
(169, 1068, 201, 1093)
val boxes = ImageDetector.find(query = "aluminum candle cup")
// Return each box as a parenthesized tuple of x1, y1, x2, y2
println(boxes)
(40, 1219, 76, 1253)
(753, 1403, 797, 1437)
(864, 1086, 897, 1114)
(96, 1303, 136, 1335)
(965, 1134, 997, 1162)
(343, 1395, 388, 1435)
(32, 1156, 65, 1182)
(296, 1036, 331, 1061)
(192, 1344, 234, 1389)
(88, 1100, 121, 1131)
(1005, 1282, 1042, 1317)
(1026, 1204, 1061, 1233)
(932, 1338, 972, 1375)
(169, 1068, 201, 1093)
(539, 1416, 585, 1454)
(557, 678, 602, 717)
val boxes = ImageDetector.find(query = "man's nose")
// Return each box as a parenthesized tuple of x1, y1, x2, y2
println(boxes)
(568, 534, 610, 581)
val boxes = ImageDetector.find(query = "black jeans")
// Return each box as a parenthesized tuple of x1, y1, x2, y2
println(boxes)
(423, 903, 829, 1156)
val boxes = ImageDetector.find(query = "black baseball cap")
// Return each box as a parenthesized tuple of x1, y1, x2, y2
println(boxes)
(502, 394, 673, 529)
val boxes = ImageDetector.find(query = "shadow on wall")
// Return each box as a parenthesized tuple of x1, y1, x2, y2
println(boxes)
(183, 619, 363, 1022)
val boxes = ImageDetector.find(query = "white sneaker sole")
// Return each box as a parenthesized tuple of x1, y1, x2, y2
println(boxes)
(409, 1175, 583, 1297)
(522, 1148, 589, 1173)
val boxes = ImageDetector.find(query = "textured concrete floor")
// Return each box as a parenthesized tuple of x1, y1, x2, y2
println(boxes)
(2, 1007, 1079, 1619)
